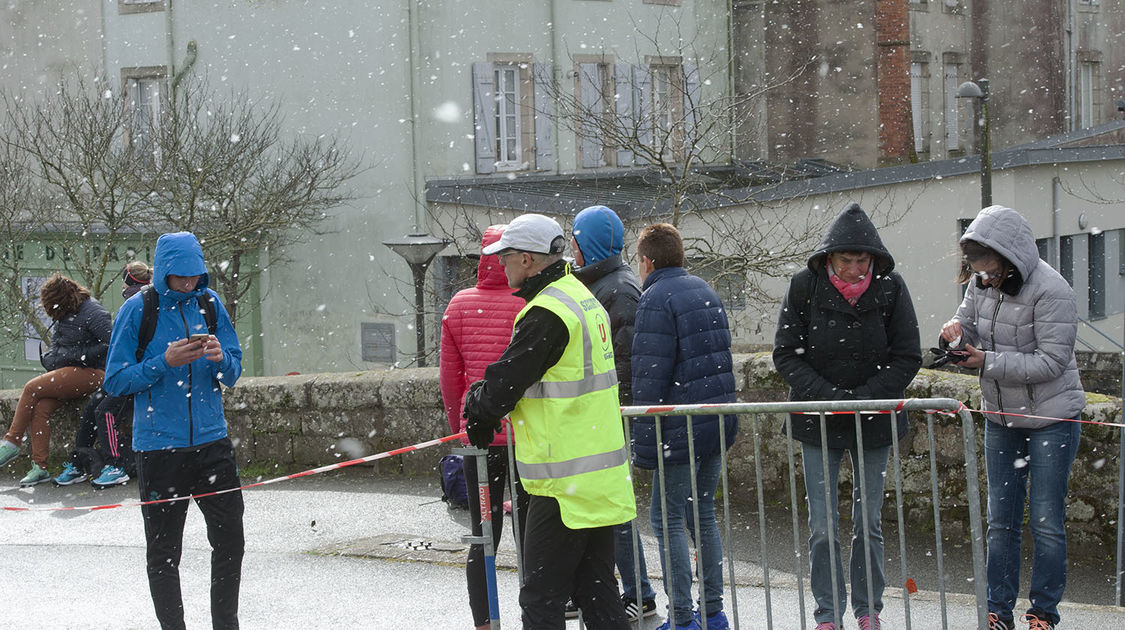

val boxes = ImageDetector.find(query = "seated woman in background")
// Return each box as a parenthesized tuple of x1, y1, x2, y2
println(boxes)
(0, 273, 112, 486)
(54, 261, 152, 489)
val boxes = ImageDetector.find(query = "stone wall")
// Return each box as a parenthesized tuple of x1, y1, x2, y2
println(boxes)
(1076, 351, 1123, 397)
(6, 354, 1120, 550)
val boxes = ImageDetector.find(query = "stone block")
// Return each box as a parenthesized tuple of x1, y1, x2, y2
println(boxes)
(249, 409, 304, 434)
(227, 374, 314, 411)
(308, 371, 386, 410)
(253, 432, 294, 464)
(382, 408, 446, 446)
(291, 435, 339, 465)
(378, 367, 442, 409)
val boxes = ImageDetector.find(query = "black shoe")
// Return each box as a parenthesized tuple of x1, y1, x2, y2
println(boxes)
(564, 598, 579, 619)
(988, 612, 1014, 630)
(621, 594, 658, 621)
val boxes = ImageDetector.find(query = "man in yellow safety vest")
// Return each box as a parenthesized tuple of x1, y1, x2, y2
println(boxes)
(463, 212, 637, 629)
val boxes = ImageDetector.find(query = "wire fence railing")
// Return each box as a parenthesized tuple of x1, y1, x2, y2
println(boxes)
(465, 397, 992, 629)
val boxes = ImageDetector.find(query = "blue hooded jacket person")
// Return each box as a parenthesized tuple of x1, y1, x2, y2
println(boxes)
(572, 204, 641, 404)
(103, 231, 245, 630)
(104, 232, 242, 450)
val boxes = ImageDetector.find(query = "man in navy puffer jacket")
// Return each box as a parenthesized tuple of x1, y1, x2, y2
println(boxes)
(632, 223, 738, 630)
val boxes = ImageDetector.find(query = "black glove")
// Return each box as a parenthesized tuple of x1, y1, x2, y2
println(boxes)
(466, 416, 500, 450)
(463, 380, 499, 449)
(462, 380, 484, 422)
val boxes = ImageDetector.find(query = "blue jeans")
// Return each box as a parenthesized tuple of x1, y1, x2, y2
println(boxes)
(985, 420, 1080, 626)
(650, 453, 724, 626)
(615, 520, 657, 602)
(802, 442, 889, 624)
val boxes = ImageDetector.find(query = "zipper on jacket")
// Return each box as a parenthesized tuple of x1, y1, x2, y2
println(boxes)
(1027, 384, 1036, 412)
(989, 294, 1004, 415)
(179, 306, 195, 446)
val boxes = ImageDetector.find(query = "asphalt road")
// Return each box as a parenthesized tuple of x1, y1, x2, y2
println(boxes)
(2, 466, 1123, 629)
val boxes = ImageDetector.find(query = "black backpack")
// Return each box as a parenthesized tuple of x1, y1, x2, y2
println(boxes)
(135, 285, 218, 362)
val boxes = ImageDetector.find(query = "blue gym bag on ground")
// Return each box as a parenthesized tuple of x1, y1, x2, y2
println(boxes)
(439, 454, 469, 508)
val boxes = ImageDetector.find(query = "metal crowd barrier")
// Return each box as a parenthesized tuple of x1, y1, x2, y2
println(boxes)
(465, 398, 988, 630)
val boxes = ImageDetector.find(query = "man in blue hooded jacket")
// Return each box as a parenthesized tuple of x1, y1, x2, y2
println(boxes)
(104, 232, 244, 630)
(570, 205, 658, 621)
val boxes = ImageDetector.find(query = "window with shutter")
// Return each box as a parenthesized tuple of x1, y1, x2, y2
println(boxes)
(122, 67, 168, 168)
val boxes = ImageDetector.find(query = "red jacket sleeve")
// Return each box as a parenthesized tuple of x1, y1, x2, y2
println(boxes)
(439, 305, 467, 437)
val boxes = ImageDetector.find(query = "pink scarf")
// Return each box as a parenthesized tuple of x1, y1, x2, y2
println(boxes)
(828, 261, 873, 306)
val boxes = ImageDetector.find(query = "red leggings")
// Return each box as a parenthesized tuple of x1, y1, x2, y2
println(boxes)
(3, 367, 103, 468)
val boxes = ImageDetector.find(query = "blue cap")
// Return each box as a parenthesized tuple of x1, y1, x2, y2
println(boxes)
(572, 205, 625, 265)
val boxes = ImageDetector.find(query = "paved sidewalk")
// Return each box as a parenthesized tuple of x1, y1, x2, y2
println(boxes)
(2, 468, 1123, 629)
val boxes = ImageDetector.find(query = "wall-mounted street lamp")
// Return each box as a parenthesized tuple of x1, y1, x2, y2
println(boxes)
(383, 233, 449, 367)
(957, 78, 992, 208)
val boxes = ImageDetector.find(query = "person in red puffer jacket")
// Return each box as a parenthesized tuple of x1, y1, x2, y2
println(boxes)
(440, 224, 531, 630)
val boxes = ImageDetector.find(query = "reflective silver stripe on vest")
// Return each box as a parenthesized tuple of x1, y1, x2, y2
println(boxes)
(523, 285, 618, 399)
(516, 445, 628, 480)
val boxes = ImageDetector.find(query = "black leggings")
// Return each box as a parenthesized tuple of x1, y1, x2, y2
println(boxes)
(137, 438, 245, 630)
(463, 446, 529, 627)
(73, 388, 134, 472)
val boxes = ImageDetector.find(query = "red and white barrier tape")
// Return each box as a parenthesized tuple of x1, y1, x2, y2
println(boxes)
(1, 432, 467, 513)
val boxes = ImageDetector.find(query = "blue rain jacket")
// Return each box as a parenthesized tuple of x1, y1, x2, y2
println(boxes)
(104, 232, 242, 451)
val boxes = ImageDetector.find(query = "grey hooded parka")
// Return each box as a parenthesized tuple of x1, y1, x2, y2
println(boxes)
(952, 205, 1085, 429)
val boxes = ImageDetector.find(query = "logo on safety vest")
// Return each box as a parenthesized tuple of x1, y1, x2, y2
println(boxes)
(594, 311, 610, 351)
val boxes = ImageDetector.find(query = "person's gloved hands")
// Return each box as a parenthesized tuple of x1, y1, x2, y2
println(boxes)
(466, 415, 500, 450)
(463, 380, 499, 449)
(924, 337, 970, 369)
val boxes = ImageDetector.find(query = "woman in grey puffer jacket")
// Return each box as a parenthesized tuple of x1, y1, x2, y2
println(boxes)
(940, 205, 1083, 630)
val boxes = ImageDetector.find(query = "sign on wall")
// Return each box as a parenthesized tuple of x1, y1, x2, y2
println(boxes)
(21, 276, 50, 362)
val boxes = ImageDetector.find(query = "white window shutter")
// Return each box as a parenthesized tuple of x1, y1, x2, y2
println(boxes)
(472, 62, 496, 174)
(533, 62, 555, 171)
(614, 63, 634, 167)
(578, 63, 603, 168)
(943, 64, 959, 152)
(682, 64, 700, 154)
(633, 64, 652, 165)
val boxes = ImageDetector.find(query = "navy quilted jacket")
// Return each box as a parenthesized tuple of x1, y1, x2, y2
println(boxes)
(631, 266, 738, 469)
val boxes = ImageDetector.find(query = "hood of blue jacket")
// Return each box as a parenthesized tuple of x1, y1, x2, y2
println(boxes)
(573, 205, 625, 265)
(153, 232, 209, 301)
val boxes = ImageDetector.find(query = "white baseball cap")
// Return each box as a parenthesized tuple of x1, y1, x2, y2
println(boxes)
(481, 214, 566, 255)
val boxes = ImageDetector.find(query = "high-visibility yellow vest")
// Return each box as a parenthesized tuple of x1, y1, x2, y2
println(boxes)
(511, 269, 637, 529)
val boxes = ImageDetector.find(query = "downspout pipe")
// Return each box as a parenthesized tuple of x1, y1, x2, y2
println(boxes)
(550, 0, 562, 175)
(407, 0, 426, 232)
(166, 1, 175, 86)
(727, 0, 736, 162)
(1051, 176, 1061, 268)
(1066, 0, 1077, 131)
(171, 41, 198, 94)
